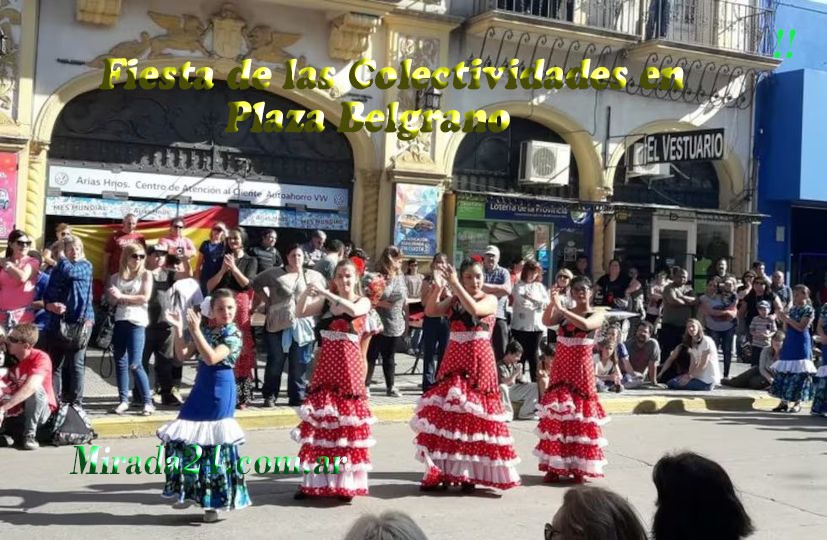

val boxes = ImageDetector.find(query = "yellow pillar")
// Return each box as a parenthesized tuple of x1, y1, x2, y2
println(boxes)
(25, 141, 48, 248)
(359, 169, 382, 259)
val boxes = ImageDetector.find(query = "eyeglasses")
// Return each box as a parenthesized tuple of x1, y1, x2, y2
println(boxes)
(545, 523, 561, 540)
(228, 237, 241, 242)
(556, 275, 570, 280)
(173, 225, 184, 229)
(16, 240, 32, 246)
(8, 336, 23, 344)
(131, 254, 146, 260)
(572, 285, 589, 292)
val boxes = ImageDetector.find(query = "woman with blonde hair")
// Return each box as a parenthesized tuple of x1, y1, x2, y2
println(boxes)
(43, 235, 94, 406)
(108, 242, 154, 415)
(658, 318, 720, 391)
(770, 284, 817, 413)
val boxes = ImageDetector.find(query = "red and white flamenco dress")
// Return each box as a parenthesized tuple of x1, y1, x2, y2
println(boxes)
(534, 317, 608, 479)
(411, 301, 521, 490)
(291, 311, 375, 497)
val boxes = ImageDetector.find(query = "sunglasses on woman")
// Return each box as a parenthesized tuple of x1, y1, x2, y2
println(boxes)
(545, 523, 561, 539)
(556, 275, 570, 281)
(16, 240, 32, 246)
(8, 335, 24, 344)
(131, 253, 146, 260)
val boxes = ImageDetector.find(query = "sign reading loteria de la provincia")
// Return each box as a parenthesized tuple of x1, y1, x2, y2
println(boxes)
(98, 57, 687, 141)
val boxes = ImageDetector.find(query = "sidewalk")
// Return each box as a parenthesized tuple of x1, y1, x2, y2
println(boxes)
(79, 347, 792, 438)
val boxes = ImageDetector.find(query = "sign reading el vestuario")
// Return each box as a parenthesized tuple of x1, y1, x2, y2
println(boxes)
(48, 165, 349, 211)
(643, 128, 725, 164)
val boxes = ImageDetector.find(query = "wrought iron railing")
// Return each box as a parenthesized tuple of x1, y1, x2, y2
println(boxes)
(643, 0, 774, 55)
(473, 0, 776, 56)
(473, 0, 641, 35)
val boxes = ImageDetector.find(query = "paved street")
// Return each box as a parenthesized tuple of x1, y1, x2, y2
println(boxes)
(1, 412, 825, 539)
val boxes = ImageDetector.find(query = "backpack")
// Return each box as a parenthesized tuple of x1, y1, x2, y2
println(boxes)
(43, 403, 97, 446)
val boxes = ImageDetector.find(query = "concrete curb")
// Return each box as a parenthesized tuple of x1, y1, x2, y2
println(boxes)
(90, 394, 801, 439)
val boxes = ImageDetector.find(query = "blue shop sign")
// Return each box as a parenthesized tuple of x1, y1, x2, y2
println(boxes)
(484, 196, 592, 227)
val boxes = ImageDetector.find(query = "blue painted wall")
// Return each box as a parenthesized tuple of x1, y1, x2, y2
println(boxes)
(756, 0, 827, 273)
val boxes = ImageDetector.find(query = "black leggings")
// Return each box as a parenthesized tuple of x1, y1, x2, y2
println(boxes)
(366, 334, 400, 391)
(512, 329, 543, 382)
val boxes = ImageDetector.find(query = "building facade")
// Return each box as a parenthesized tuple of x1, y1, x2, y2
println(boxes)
(755, 0, 827, 293)
(2, 0, 778, 283)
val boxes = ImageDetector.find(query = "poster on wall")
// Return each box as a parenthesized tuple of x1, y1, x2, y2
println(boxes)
(0, 152, 18, 238)
(394, 183, 441, 257)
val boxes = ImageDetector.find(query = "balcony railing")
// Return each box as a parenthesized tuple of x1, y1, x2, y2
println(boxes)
(474, 0, 640, 35)
(644, 0, 774, 55)
(472, 0, 776, 55)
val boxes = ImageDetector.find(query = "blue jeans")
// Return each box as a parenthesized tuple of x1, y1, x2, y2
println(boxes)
(48, 337, 87, 406)
(113, 320, 151, 405)
(707, 326, 736, 378)
(667, 376, 713, 391)
(645, 0, 671, 39)
(421, 316, 449, 391)
(262, 331, 310, 404)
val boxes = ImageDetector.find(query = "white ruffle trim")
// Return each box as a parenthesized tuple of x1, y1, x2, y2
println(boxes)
(533, 449, 607, 475)
(410, 417, 515, 446)
(771, 359, 817, 374)
(297, 460, 373, 473)
(301, 471, 369, 490)
(414, 445, 521, 467)
(533, 428, 608, 448)
(815, 365, 827, 378)
(319, 330, 359, 344)
(415, 386, 511, 423)
(299, 404, 377, 428)
(290, 430, 377, 449)
(422, 455, 521, 486)
(157, 418, 245, 446)
(556, 336, 595, 347)
(537, 401, 610, 426)
(449, 331, 490, 343)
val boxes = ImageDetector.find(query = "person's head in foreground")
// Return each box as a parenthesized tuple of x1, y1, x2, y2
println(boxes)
(343, 511, 428, 540)
(652, 451, 754, 540)
(546, 485, 647, 540)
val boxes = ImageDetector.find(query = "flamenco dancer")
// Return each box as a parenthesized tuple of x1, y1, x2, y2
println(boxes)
(770, 284, 817, 413)
(291, 259, 375, 501)
(535, 276, 608, 483)
(157, 290, 251, 522)
(411, 259, 521, 493)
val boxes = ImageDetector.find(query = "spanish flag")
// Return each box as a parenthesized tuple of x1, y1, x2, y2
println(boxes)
(70, 206, 239, 299)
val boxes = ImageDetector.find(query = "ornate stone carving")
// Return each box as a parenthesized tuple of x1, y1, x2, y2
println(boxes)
(394, 35, 439, 166)
(329, 13, 380, 61)
(85, 6, 305, 68)
(0, 0, 20, 124)
(76, 0, 122, 26)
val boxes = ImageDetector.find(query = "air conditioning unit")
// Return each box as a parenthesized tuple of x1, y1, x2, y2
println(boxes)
(519, 141, 571, 186)
(627, 143, 671, 177)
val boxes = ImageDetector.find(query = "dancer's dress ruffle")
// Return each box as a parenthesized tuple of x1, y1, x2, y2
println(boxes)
(157, 323, 251, 511)
(811, 344, 827, 415)
(411, 310, 521, 491)
(292, 316, 374, 497)
(534, 323, 608, 479)
(769, 306, 816, 403)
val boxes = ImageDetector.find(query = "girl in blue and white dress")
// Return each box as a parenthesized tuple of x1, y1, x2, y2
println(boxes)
(812, 301, 827, 417)
(769, 285, 817, 414)
(157, 289, 251, 522)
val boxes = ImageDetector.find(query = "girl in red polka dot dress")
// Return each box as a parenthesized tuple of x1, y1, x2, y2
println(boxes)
(535, 276, 608, 483)
(411, 258, 521, 493)
(291, 259, 375, 502)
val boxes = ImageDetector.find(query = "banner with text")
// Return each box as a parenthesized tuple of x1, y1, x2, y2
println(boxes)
(48, 165, 350, 211)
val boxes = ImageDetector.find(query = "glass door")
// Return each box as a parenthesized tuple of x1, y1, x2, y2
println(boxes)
(652, 216, 696, 275)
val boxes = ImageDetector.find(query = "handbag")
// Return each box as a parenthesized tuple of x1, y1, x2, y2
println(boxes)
(58, 318, 93, 351)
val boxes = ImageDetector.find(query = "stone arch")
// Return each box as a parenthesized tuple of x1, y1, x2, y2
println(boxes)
(29, 57, 378, 244)
(439, 101, 604, 200)
(604, 119, 745, 209)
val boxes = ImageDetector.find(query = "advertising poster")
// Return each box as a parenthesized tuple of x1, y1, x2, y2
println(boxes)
(0, 152, 17, 238)
(394, 183, 441, 257)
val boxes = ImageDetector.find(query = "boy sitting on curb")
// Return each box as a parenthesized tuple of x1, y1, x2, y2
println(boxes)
(497, 340, 539, 421)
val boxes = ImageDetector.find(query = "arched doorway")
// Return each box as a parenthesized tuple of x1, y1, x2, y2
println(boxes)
(46, 81, 355, 251)
(450, 117, 592, 282)
(612, 150, 733, 291)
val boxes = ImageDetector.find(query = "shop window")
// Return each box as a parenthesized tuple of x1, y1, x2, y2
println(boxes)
(612, 152, 719, 209)
(452, 117, 579, 199)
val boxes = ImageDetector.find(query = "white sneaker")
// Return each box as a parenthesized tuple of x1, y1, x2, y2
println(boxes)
(204, 509, 219, 523)
(172, 500, 195, 510)
(141, 404, 155, 416)
(110, 402, 129, 415)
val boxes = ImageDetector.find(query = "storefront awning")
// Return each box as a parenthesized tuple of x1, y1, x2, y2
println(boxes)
(608, 201, 768, 224)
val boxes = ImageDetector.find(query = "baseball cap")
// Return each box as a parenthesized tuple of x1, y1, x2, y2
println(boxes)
(757, 300, 771, 310)
(484, 245, 500, 257)
(149, 243, 167, 254)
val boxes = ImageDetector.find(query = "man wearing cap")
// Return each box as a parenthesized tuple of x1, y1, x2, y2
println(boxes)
(102, 213, 146, 287)
(157, 218, 197, 263)
(302, 230, 326, 268)
(482, 245, 512, 362)
(248, 229, 283, 274)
